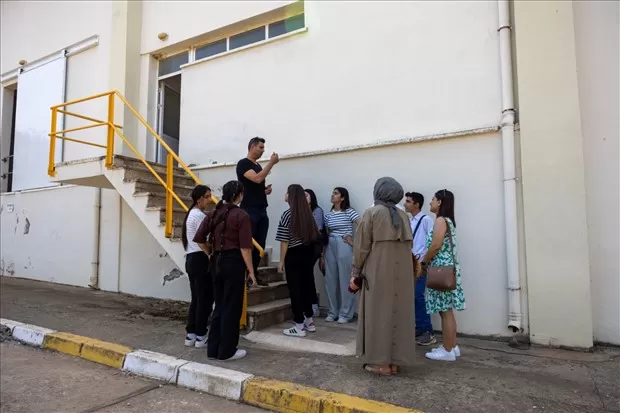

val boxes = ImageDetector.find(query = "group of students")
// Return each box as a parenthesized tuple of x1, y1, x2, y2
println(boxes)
(180, 137, 466, 367)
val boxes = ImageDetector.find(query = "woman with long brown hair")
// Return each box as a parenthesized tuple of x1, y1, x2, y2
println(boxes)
(276, 184, 319, 337)
(421, 189, 466, 362)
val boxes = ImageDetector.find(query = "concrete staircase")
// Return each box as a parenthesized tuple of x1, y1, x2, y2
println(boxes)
(51, 154, 292, 331)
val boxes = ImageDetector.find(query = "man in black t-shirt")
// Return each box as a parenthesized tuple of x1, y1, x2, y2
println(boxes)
(236, 137, 279, 286)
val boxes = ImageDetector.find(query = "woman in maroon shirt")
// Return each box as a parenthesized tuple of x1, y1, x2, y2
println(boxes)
(194, 180, 257, 361)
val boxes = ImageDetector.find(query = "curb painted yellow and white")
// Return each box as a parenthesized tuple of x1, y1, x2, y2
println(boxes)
(0, 318, 423, 413)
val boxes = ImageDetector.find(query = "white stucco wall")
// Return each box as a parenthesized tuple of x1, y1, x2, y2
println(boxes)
(195, 132, 510, 337)
(140, 0, 295, 54)
(118, 200, 188, 301)
(178, 1, 501, 165)
(0, 0, 113, 164)
(514, 1, 594, 348)
(573, 1, 620, 345)
(0, 186, 96, 287)
(0, 1, 182, 302)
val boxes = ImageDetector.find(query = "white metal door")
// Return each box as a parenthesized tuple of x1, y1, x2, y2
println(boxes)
(12, 54, 66, 190)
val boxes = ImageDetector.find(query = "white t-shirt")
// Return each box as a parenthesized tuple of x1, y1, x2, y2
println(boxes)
(185, 208, 206, 254)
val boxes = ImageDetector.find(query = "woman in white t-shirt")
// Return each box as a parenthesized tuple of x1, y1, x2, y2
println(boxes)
(323, 187, 360, 323)
(182, 185, 214, 349)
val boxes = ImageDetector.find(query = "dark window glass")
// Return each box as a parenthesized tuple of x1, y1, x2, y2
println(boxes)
(229, 26, 266, 50)
(195, 39, 227, 60)
(268, 14, 305, 38)
(158, 52, 189, 77)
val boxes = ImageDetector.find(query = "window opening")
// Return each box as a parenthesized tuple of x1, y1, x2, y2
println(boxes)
(196, 39, 227, 60)
(268, 14, 305, 38)
(158, 52, 189, 77)
(229, 26, 266, 50)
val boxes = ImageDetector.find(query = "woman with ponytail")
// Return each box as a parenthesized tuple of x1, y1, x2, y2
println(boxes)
(182, 185, 214, 349)
(193, 180, 256, 361)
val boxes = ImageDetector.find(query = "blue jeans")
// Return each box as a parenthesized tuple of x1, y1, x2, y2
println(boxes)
(415, 275, 433, 334)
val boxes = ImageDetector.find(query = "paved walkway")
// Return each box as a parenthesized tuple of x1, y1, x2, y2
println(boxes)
(1, 277, 618, 413)
(0, 340, 265, 413)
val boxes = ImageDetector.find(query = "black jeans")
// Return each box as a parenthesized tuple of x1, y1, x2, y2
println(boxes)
(207, 250, 246, 360)
(310, 242, 324, 305)
(185, 252, 214, 337)
(243, 206, 269, 275)
(285, 245, 316, 324)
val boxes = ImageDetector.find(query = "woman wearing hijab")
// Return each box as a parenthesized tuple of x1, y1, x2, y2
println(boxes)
(350, 177, 415, 376)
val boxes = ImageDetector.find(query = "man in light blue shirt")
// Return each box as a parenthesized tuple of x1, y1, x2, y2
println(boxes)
(404, 191, 437, 346)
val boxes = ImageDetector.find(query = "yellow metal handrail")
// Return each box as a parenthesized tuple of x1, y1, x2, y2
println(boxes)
(48, 90, 263, 328)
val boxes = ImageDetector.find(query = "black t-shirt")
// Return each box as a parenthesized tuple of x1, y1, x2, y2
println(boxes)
(236, 158, 268, 209)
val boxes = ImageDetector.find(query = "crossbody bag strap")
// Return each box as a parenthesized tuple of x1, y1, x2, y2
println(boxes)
(412, 215, 426, 239)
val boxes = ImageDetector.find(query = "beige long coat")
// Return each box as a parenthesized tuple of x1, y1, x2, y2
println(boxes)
(353, 205, 415, 366)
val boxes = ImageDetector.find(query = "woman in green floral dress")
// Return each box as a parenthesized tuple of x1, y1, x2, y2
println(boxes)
(420, 189, 465, 362)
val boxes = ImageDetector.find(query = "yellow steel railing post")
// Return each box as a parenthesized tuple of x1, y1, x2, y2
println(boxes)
(105, 93, 115, 169)
(240, 283, 248, 329)
(48, 108, 58, 177)
(165, 153, 173, 238)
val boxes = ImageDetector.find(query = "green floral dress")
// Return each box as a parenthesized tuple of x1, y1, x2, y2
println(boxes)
(425, 218, 466, 314)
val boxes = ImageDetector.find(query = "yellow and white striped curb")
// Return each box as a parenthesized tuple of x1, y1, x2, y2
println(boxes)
(1, 318, 423, 413)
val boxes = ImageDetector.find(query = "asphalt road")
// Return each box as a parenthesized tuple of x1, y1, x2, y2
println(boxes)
(0, 340, 266, 413)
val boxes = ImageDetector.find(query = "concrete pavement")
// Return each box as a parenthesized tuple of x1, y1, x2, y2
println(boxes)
(1, 276, 619, 413)
(0, 340, 265, 413)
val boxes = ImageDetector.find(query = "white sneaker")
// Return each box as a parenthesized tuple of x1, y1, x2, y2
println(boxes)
(303, 318, 316, 332)
(432, 345, 461, 357)
(325, 315, 336, 322)
(184, 334, 196, 347)
(283, 326, 307, 337)
(425, 347, 456, 361)
(194, 334, 208, 348)
(223, 349, 247, 361)
(337, 317, 349, 324)
(312, 304, 320, 317)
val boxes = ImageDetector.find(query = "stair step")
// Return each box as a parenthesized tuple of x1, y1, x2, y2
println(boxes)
(247, 281, 289, 307)
(135, 191, 193, 209)
(134, 178, 196, 199)
(113, 155, 190, 176)
(123, 165, 197, 188)
(257, 266, 282, 283)
(246, 298, 292, 331)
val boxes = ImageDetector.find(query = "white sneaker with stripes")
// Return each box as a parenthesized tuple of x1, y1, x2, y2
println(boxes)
(283, 325, 307, 337)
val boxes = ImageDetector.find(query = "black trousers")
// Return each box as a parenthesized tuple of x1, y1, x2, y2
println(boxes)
(207, 250, 245, 360)
(310, 242, 322, 305)
(185, 252, 213, 337)
(285, 245, 316, 324)
(243, 206, 269, 275)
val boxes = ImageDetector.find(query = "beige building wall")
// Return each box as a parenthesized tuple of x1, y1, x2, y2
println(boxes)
(513, 1, 594, 348)
(0, 1, 176, 296)
(573, 1, 620, 345)
(1, 1, 617, 346)
(194, 132, 510, 337)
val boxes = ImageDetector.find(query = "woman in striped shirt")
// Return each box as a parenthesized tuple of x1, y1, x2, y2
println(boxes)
(323, 187, 361, 323)
(182, 184, 214, 349)
(276, 184, 320, 337)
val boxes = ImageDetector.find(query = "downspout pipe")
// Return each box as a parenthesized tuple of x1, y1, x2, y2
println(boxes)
(89, 188, 102, 289)
(498, 0, 522, 332)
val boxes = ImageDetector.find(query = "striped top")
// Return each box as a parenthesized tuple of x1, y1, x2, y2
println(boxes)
(275, 209, 304, 248)
(185, 208, 206, 254)
(324, 208, 360, 238)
